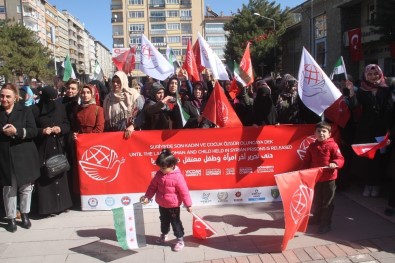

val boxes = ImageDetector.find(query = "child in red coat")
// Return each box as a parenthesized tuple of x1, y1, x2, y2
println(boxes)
(302, 121, 344, 234)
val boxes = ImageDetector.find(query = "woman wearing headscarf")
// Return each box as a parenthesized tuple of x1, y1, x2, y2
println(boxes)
(164, 76, 184, 129)
(350, 64, 393, 197)
(251, 79, 277, 126)
(103, 71, 142, 139)
(31, 86, 72, 216)
(0, 83, 40, 232)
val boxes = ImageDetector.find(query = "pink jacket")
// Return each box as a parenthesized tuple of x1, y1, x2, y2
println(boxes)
(302, 138, 344, 182)
(145, 166, 192, 208)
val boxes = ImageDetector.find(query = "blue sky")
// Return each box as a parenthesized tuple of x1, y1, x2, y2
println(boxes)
(48, 0, 303, 51)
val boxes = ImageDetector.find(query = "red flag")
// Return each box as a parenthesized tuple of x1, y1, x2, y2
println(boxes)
(348, 28, 363, 62)
(228, 78, 240, 100)
(192, 212, 217, 239)
(275, 168, 323, 251)
(112, 47, 136, 73)
(352, 132, 390, 159)
(182, 40, 200, 82)
(239, 42, 254, 86)
(192, 39, 205, 72)
(324, 97, 351, 128)
(202, 81, 242, 127)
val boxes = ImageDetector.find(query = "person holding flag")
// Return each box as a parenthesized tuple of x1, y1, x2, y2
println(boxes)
(350, 64, 393, 197)
(302, 121, 344, 234)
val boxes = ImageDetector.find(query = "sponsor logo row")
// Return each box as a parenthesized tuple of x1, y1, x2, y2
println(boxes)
(185, 166, 274, 177)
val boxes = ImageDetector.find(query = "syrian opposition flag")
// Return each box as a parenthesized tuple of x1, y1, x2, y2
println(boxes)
(62, 54, 76, 81)
(330, 56, 348, 80)
(233, 60, 247, 87)
(140, 34, 174, 81)
(176, 93, 190, 127)
(352, 132, 390, 159)
(275, 167, 323, 251)
(166, 46, 180, 70)
(298, 47, 342, 116)
(112, 47, 136, 73)
(239, 42, 254, 86)
(193, 32, 229, 80)
(92, 60, 104, 81)
(112, 205, 146, 250)
(182, 39, 200, 82)
(191, 212, 217, 239)
(202, 81, 242, 127)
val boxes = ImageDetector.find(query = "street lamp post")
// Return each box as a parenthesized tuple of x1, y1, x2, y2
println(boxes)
(253, 12, 276, 73)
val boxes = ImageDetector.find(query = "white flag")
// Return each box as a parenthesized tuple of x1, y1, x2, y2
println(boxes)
(297, 47, 342, 116)
(197, 32, 229, 80)
(140, 34, 174, 81)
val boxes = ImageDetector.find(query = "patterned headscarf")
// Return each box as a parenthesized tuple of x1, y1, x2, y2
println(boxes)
(361, 64, 388, 91)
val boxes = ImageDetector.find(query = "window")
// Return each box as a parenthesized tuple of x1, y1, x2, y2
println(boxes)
(129, 0, 144, 4)
(167, 10, 179, 17)
(172, 49, 181, 56)
(129, 24, 144, 31)
(130, 36, 141, 45)
(0, 6, 5, 13)
(180, 10, 191, 17)
(150, 11, 165, 17)
(314, 14, 326, 39)
(151, 24, 166, 30)
(151, 37, 165, 43)
(166, 0, 179, 4)
(167, 23, 180, 30)
(182, 36, 192, 45)
(315, 38, 326, 68)
(129, 11, 144, 18)
(167, 36, 180, 43)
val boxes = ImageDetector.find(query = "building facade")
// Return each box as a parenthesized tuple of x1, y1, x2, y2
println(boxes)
(282, 0, 395, 79)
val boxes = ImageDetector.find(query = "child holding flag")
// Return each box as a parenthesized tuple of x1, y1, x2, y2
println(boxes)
(141, 148, 192, 252)
(302, 121, 344, 234)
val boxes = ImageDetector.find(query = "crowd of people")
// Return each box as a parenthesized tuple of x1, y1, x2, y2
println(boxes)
(0, 64, 394, 235)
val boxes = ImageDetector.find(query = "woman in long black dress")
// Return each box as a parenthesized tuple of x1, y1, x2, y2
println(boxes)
(31, 86, 72, 215)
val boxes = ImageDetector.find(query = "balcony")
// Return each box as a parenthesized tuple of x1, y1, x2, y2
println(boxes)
(150, 17, 166, 22)
(181, 29, 192, 34)
(150, 29, 166, 35)
(180, 16, 192, 21)
(111, 4, 122, 10)
(180, 1, 192, 8)
(113, 43, 124, 48)
(113, 31, 124, 37)
(149, 4, 165, 9)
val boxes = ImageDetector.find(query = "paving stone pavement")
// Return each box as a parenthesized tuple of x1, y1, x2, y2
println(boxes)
(0, 185, 394, 263)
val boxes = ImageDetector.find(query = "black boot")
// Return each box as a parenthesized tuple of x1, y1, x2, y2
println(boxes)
(21, 213, 31, 229)
(6, 218, 17, 232)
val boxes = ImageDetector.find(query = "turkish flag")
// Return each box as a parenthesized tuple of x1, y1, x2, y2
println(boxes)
(324, 97, 351, 128)
(348, 28, 363, 62)
(192, 212, 217, 239)
(192, 39, 205, 73)
(182, 40, 200, 82)
(112, 47, 136, 73)
(239, 42, 254, 86)
(275, 168, 323, 251)
(352, 132, 390, 159)
(202, 81, 243, 127)
(228, 78, 240, 100)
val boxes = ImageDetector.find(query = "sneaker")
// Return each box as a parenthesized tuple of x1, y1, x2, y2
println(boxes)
(371, 186, 380, 197)
(362, 185, 372, 197)
(173, 240, 184, 252)
(156, 234, 168, 244)
(317, 225, 331, 234)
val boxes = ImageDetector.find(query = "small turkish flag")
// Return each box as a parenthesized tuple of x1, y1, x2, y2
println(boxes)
(351, 132, 389, 159)
(192, 212, 217, 239)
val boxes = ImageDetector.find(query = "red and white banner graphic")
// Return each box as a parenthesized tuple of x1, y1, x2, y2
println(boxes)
(76, 125, 321, 210)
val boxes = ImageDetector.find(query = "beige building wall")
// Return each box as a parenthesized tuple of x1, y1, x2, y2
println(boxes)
(95, 41, 112, 78)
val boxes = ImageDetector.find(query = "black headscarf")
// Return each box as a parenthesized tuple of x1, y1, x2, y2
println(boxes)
(38, 86, 58, 115)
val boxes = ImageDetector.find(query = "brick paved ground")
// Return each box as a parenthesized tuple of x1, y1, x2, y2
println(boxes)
(193, 236, 395, 263)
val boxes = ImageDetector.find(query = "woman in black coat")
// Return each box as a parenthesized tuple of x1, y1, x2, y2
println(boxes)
(0, 83, 40, 232)
(31, 86, 72, 215)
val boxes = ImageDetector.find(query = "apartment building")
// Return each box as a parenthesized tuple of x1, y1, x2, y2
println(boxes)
(96, 41, 113, 78)
(111, 0, 204, 65)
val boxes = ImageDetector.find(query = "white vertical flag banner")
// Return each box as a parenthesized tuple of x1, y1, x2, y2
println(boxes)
(297, 47, 342, 116)
(140, 34, 174, 81)
(197, 32, 229, 80)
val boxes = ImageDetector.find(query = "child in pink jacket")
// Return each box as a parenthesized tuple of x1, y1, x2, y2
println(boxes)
(141, 148, 192, 252)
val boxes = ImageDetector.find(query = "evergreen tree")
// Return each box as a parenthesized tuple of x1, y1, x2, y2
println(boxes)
(224, 0, 291, 76)
(0, 20, 53, 83)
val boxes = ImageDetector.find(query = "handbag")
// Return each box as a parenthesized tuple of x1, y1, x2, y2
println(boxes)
(43, 136, 70, 178)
